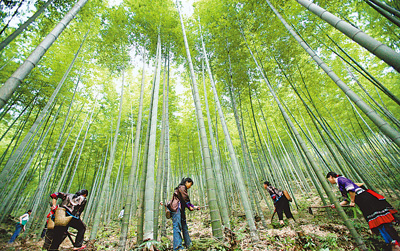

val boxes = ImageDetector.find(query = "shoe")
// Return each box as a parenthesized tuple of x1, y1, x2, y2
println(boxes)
(392, 245, 400, 251)
(391, 241, 400, 251)
(73, 245, 86, 250)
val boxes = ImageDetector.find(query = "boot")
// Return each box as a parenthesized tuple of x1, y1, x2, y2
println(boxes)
(391, 240, 400, 251)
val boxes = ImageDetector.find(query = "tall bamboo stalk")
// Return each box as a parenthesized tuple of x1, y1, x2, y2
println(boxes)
(177, 2, 223, 239)
(199, 22, 258, 241)
(90, 70, 125, 240)
(295, 0, 400, 72)
(0, 0, 89, 109)
(0, 0, 55, 51)
(118, 51, 146, 250)
(143, 35, 162, 241)
(201, 61, 230, 229)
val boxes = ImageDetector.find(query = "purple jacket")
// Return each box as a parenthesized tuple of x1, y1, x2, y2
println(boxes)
(337, 176, 360, 200)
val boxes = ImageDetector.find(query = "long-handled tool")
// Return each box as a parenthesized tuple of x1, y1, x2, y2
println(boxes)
(308, 205, 352, 215)
(160, 202, 207, 210)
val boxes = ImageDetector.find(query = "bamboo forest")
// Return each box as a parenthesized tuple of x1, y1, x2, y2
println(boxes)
(1, 0, 400, 250)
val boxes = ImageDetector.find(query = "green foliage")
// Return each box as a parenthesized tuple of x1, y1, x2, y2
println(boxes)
(189, 237, 230, 251)
(134, 240, 163, 251)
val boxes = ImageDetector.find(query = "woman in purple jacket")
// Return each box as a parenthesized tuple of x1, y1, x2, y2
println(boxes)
(327, 172, 400, 250)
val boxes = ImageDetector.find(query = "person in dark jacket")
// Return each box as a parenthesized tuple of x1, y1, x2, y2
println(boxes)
(264, 181, 294, 226)
(327, 172, 400, 250)
(48, 189, 88, 251)
(168, 178, 200, 251)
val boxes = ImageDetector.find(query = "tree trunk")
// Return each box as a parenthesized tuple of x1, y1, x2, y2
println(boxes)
(295, 0, 400, 72)
(161, 56, 170, 237)
(153, 51, 168, 241)
(90, 70, 125, 240)
(178, 4, 223, 240)
(143, 35, 162, 241)
(118, 50, 146, 250)
(201, 61, 230, 229)
(199, 23, 258, 240)
(0, 0, 88, 109)
(0, 0, 54, 51)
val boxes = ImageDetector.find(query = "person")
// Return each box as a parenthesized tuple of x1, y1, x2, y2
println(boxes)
(8, 210, 32, 243)
(42, 205, 58, 250)
(41, 205, 57, 238)
(263, 181, 294, 226)
(326, 172, 400, 250)
(167, 178, 200, 251)
(118, 207, 125, 220)
(48, 189, 88, 251)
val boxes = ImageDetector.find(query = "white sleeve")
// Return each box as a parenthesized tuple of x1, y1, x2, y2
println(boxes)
(345, 184, 355, 191)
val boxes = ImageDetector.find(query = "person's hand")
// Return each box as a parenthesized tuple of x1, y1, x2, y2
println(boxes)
(349, 201, 355, 207)
(330, 204, 336, 209)
(194, 206, 200, 210)
(51, 205, 57, 210)
(189, 206, 194, 211)
(340, 201, 348, 206)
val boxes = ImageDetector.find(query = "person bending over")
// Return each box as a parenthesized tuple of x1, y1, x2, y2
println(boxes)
(264, 181, 294, 226)
(48, 189, 88, 251)
(327, 172, 400, 251)
(8, 209, 31, 243)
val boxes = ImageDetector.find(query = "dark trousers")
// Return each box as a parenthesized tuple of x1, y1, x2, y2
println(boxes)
(49, 218, 86, 250)
(41, 222, 47, 238)
(275, 196, 294, 220)
(371, 223, 400, 244)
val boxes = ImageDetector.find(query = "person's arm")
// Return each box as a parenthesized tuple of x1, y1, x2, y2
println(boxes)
(342, 179, 357, 206)
(19, 213, 28, 231)
(51, 198, 57, 210)
(336, 178, 356, 207)
(19, 214, 26, 224)
(339, 189, 349, 206)
(50, 192, 65, 210)
(348, 191, 356, 206)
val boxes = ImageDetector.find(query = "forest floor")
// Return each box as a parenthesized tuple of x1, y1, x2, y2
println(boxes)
(0, 196, 398, 250)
